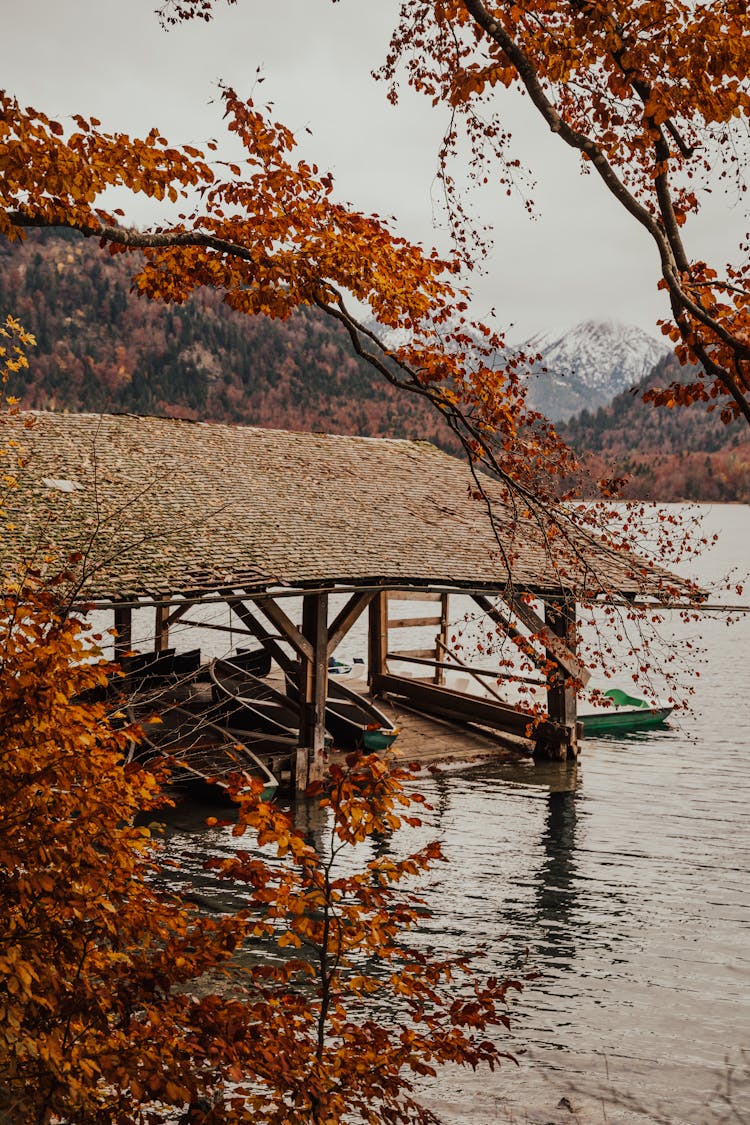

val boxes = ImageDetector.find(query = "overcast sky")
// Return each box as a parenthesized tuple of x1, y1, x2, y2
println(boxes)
(4, 0, 745, 341)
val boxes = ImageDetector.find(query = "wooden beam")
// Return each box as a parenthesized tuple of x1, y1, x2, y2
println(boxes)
(164, 602, 194, 629)
(389, 648, 439, 660)
(113, 604, 132, 660)
(387, 591, 442, 602)
(497, 593, 591, 687)
(154, 604, 170, 653)
(298, 593, 329, 790)
(176, 618, 262, 638)
(385, 651, 544, 685)
(327, 591, 376, 658)
(368, 592, 388, 686)
(254, 596, 313, 663)
(228, 600, 295, 673)
(388, 615, 443, 629)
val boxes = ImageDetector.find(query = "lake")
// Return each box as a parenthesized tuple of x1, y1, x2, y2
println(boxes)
(160, 503, 750, 1124)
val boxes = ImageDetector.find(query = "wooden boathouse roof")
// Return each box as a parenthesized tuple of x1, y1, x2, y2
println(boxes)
(0, 411, 691, 604)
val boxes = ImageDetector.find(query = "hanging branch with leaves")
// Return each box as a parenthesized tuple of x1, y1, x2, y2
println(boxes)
(376, 0, 750, 425)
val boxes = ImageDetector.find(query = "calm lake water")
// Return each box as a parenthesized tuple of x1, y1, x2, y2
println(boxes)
(158, 504, 750, 1124)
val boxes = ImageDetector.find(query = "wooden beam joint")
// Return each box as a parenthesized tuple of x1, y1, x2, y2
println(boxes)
(327, 591, 376, 659)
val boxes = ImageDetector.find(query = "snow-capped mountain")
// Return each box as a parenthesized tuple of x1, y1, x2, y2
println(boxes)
(521, 319, 671, 421)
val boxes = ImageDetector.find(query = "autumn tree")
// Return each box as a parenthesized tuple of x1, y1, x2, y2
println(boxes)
(160, 0, 750, 429)
(0, 0, 724, 1096)
(0, 584, 520, 1124)
(0, 582, 232, 1123)
(377, 0, 750, 426)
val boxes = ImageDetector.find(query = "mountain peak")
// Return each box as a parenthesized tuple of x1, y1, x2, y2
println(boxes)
(520, 319, 671, 421)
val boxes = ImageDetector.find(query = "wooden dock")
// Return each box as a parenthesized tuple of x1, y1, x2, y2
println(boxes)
(362, 690, 533, 767)
(5, 412, 697, 795)
(255, 669, 532, 780)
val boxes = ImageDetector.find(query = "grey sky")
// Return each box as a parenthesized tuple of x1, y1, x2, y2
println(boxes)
(4, 0, 743, 341)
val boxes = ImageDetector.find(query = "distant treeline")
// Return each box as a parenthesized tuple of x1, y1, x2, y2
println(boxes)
(0, 228, 456, 451)
(2, 229, 748, 501)
(558, 353, 750, 502)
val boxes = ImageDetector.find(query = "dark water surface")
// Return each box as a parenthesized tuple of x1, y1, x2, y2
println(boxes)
(163, 505, 750, 1123)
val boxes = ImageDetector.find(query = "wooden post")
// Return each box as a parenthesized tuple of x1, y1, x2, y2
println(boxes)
(297, 593, 329, 793)
(154, 604, 170, 653)
(113, 604, 132, 661)
(435, 593, 449, 685)
(367, 591, 388, 690)
(541, 597, 579, 760)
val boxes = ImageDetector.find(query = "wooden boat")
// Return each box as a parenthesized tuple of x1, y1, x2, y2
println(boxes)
(121, 648, 177, 679)
(120, 648, 204, 686)
(283, 669, 399, 752)
(229, 647, 273, 677)
(578, 688, 673, 737)
(210, 657, 398, 752)
(209, 658, 304, 741)
(126, 694, 279, 801)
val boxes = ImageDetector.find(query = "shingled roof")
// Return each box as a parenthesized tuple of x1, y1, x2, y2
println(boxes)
(0, 412, 690, 604)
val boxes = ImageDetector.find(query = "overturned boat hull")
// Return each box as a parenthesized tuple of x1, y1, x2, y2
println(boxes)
(126, 696, 279, 801)
(210, 657, 398, 752)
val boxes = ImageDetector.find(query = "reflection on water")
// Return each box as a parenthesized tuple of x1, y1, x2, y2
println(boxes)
(160, 727, 749, 1120)
(534, 789, 580, 966)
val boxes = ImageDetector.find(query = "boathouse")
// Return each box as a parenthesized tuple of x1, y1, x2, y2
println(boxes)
(0, 412, 693, 788)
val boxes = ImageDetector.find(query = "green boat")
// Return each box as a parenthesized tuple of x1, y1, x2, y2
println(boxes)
(579, 688, 673, 737)
(362, 726, 400, 752)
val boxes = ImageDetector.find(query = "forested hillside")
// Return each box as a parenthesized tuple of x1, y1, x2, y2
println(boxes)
(4, 231, 748, 501)
(560, 353, 750, 502)
(0, 229, 455, 450)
